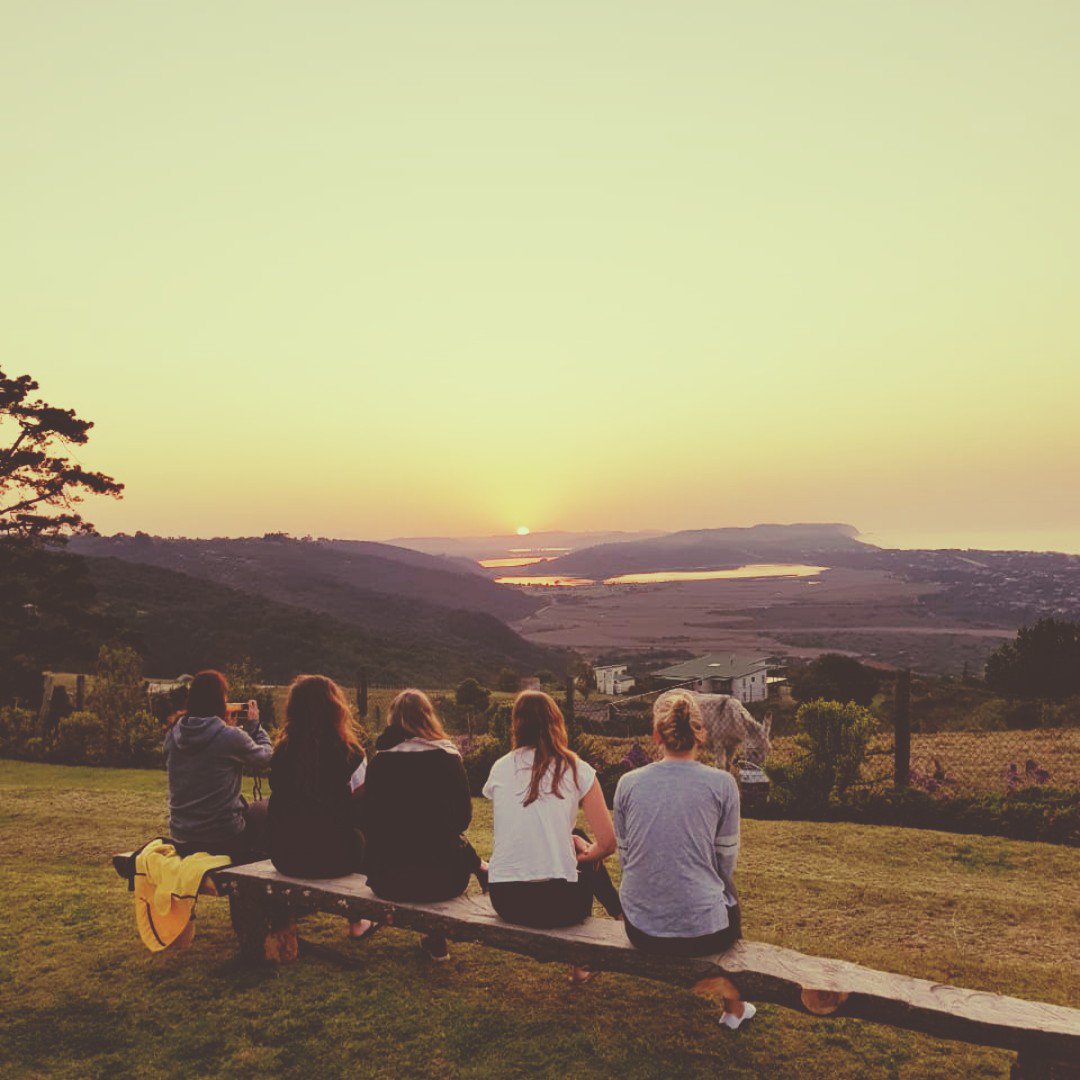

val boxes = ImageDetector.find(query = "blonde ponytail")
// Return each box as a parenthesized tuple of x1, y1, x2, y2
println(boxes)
(654, 691, 704, 753)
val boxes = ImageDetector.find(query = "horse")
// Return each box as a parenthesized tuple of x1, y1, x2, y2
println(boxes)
(654, 690, 772, 769)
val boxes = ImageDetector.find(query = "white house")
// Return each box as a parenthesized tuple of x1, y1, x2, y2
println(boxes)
(594, 664, 636, 695)
(655, 654, 773, 703)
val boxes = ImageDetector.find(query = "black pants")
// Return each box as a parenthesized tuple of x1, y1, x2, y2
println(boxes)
(172, 799, 269, 866)
(368, 837, 483, 952)
(624, 904, 742, 957)
(489, 831, 621, 929)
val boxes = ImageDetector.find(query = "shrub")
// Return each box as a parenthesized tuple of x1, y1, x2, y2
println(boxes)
(455, 678, 490, 713)
(486, 702, 513, 752)
(576, 734, 658, 802)
(767, 699, 877, 810)
(54, 710, 109, 765)
(456, 734, 503, 796)
(88, 644, 144, 757)
(789, 654, 880, 707)
(0, 705, 42, 759)
(496, 667, 519, 693)
(850, 787, 1080, 845)
(122, 710, 164, 767)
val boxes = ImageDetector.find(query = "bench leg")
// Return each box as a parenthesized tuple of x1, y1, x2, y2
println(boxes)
(228, 884, 298, 965)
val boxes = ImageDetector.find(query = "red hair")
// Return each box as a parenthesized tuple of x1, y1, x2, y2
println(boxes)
(512, 691, 579, 807)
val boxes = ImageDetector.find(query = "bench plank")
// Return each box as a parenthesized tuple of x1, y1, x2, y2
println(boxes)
(215, 861, 1080, 1060)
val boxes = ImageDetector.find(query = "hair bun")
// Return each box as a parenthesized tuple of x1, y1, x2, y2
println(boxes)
(653, 691, 701, 753)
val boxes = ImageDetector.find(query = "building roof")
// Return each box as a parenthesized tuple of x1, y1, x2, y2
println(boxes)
(594, 664, 628, 673)
(656, 653, 772, 682)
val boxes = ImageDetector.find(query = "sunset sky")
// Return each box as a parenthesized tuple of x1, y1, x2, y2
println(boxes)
(3, 3, 1078, 550)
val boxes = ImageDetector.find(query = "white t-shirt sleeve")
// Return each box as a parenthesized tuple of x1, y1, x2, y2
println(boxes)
(573, 755, 597, 800)
(482, 759, 498, 801)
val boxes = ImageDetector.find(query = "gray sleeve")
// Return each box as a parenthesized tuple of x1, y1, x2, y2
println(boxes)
(613, 778, 628, 859)
(713, 772, 741, 890)
(223, 725, 273, 774)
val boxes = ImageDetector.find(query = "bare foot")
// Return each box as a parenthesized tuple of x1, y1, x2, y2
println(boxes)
(348, 918, 377, 941)
(569, 965, 596, 985)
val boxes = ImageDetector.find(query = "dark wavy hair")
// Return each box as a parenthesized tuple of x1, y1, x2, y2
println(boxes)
(277, 674, 363, 756)
(185, 670, 228, 719)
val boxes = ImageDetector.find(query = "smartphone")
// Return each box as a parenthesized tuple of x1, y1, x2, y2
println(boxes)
(227, 701, 250, 724)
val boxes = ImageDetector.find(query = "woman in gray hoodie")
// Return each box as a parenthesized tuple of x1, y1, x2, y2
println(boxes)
(163, 669, 272, 862)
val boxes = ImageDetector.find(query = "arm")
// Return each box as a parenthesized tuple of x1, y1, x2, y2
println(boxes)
(225, 720, 273, 774)
(714, 775, 742, 896)
(612, 779, 628, 862)
(447, 756, 473, 834)
(578, 778, 617, 863)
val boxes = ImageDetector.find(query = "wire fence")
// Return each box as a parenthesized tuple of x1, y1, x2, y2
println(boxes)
(350, 676, 1080, 801)
(574, 682, 1080, 800)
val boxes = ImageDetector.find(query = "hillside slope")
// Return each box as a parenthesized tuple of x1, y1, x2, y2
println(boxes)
(70, 534, 541, 622)
(532, 523, 876, 577)
(81, 556, 566, 684)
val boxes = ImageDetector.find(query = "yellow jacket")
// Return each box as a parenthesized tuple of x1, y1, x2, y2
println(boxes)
(133, 839, 231, 952)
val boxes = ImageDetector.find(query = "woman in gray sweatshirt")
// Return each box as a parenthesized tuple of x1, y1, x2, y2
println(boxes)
(163, 669, 272, 862)
(613, 690, 756, 1030)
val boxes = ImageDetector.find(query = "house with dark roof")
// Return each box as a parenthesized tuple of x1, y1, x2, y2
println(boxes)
(655, 653, 774, 703)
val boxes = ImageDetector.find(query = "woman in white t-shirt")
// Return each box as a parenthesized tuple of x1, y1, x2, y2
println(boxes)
(483, 691, 621, 980)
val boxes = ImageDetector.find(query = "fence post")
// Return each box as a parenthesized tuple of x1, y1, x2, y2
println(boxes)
(894, 669, 911, 789)
(564, 674, 577, 747)
(357, 668, 368, 719)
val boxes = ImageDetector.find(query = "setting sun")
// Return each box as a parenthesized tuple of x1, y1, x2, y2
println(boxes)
(516, 526, 530, 536)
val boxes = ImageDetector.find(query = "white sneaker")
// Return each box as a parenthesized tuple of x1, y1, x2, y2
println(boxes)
(720, 1002, 757, 1030)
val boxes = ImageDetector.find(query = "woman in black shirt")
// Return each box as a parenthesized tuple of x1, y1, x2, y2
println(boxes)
(268, 675, 375, 939)
(364, 689, 487, 961)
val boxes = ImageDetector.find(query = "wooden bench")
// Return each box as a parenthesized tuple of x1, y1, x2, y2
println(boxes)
(113, 855, 1080, 1078)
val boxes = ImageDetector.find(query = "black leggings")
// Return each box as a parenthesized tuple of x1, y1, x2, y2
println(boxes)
(369, 837, 483, 953)
(489, 830, 621, 929)
(171, 799, 270, 866)
(368, 836, 483, 904)
(624, 904, 742, 957)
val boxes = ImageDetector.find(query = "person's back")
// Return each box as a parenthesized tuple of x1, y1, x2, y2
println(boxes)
(614, 758, 739, 938)
(613, 689, 755, 1029)
(362, 689, 484, 961)
(484, 745, 591, 886)
(269, 739, 365, 876)
(482, 690, 621, 984)
(163, 670, 271, 857)
(364, 725, 473, 875)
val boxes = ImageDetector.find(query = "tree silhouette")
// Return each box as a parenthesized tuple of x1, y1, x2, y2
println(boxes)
(985, 618, 1080, 701)
(789, 653, 881, 707)
(1, 368, 123, 538)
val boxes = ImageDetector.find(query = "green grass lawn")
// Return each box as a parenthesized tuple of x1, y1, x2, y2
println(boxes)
(1, 760, 1077, 1079)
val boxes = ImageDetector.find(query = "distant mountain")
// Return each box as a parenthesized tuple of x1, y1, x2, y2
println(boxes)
(527, 523, 875, 578)
(69, 534, 541, 622)
(80, 556, 563, 684)
(392, 529, 667, 561)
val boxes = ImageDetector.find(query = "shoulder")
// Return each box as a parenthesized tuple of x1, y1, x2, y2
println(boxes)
(702, 763, 739, 797)
(489, 751, 517, 775)
(571, 751, 594, 777)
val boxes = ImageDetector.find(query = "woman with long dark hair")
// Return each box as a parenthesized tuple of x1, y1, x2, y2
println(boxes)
(268, 674, 375, 939)
(483, 690, 620, 983)
(614, 690, 755, 1029)
(363, 689, 486, 961)
(163, 669, 271, 863)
